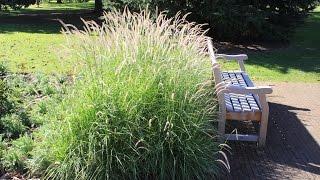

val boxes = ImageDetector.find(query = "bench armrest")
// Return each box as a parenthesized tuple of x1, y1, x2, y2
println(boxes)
(207, 39, 248, 72)
(216, 54, 248, 72)
(228, 85, 273, 94)
(216, 83, 273, 95)
(216, 54, 248, 61)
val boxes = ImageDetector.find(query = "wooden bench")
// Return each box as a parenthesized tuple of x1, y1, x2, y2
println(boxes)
(207, 40, 273, 147)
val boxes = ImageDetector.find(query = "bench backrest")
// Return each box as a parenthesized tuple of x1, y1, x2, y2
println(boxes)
(207, 40, 223, 84)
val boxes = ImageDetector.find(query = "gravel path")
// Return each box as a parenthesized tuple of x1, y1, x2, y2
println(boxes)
(226, 82, 320, 179)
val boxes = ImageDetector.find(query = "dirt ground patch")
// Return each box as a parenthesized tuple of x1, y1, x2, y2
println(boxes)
(226, 82, 320, 179)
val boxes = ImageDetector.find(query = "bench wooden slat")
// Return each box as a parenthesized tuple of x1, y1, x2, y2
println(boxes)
(241, 72, 255, 87)
(226, 112, 261, 121)
(225, 134, 259, 142)
(221, 72, 262, 118)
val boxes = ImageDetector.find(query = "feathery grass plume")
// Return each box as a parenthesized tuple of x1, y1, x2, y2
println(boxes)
(29, 8, 226, 179)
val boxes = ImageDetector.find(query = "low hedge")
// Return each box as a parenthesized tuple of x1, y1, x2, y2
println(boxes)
(109, 0, 319, 41)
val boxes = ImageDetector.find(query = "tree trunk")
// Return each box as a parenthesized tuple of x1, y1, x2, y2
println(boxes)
(94, 0, 103, 12)
(57, 0, 62, 4)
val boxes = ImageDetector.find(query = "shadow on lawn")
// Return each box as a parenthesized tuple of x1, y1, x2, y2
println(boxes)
(216, 12, 320, 75)
(0, 11, 102, 34)
(225, 102, 320, 179)
(1, 9, 319, 75)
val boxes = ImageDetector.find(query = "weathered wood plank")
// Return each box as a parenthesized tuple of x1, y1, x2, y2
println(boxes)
(226, 112, 261, 121)
(258, 94, 269, 147)
(241, 72, 255, 87)
(225, 134, 259, 142)
(221, 72, 262, 114)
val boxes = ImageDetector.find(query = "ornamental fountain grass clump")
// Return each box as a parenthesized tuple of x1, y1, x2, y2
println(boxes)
(29, 9, 226, 179)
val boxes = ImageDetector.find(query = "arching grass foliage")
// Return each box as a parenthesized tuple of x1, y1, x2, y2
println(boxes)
(29, 9, 224, 179)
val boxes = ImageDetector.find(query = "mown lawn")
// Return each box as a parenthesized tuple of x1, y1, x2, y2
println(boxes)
(0, 24, 67, 73)
(222, 7, 320, 82)
(0, 4, 319, 82)
(0, 2, 97, 74)
(247, 8, 320, 82)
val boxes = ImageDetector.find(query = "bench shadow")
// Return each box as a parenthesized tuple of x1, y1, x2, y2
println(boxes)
(224, 102, 320, 179)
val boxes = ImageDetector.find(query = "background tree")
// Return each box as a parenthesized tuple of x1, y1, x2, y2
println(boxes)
(0, 0, 36, 10)
(94, 0, 103, 11)
(110, 0, 320, 41)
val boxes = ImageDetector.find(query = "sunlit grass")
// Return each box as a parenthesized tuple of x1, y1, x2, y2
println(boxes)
(0, 25, 76, 74)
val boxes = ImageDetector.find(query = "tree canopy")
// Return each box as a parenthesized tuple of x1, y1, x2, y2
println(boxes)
(0, 0, 36, 10)
(111, 0, 320, 41)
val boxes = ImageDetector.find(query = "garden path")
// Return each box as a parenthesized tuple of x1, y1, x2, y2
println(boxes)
(226, 82, 320, 179)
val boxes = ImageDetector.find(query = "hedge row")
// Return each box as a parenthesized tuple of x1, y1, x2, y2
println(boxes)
(109, 0, 320, 41)
(0, 0, 36, 10)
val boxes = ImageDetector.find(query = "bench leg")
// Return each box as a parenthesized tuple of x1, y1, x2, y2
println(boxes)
(258, 95, 269, 147)
(217, 93, 226, 142)
(218, 114, 226, 141)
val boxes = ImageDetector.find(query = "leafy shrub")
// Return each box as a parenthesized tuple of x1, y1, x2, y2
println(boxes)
(1, 114, 27, 138)
(0, 135, 6, 172)
(0, 0, 36, 10)
(0, 73, 57, 140)
(30, 9, 222, 179)
(1, 135, 34, 172)
(0, 66, 69, 174)
(0, 63, 7, 76)
(0, 64, 11, 117)
(110, 0, 320, 41)
(0, 79, 12, 117)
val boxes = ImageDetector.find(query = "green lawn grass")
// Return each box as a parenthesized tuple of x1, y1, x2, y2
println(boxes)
(0, 1, 91, 74)
(222, 7, 320, 82)
(0, 4, 319, 82)
(0, 24, 70, 73)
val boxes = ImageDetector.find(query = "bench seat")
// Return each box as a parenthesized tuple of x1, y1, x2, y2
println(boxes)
(222, 71, 262, 121)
